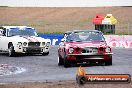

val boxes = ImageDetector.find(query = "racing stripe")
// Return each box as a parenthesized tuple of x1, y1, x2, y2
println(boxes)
(22, 36, 39, 42)
(22, 36, 33, 42)
(30, 37, 39, 42)
(28, 37, 37, 42)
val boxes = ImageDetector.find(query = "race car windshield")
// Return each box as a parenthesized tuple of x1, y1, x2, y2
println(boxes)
(8, 28, 38, 37)
(66, 31, 105, 42)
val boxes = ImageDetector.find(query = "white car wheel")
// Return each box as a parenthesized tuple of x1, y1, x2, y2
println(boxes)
(8, 44, 15, 57)
(8, 48, 12, 56)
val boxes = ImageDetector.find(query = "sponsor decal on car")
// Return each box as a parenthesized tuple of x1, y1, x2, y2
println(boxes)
(22, 36, 39, 42)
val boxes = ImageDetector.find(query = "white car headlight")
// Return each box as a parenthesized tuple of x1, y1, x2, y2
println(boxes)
(23, 42, 27, 46)
(69, 47, 74, 53)
(42, 42, 45, 46)
(17, 42, 22, 48)
(46, 42, 50, 47)
(105, 47, 111, 53)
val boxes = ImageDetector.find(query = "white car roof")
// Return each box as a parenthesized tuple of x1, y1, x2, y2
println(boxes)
(65, 30, 101, 33)
(2, 26, 34, 29)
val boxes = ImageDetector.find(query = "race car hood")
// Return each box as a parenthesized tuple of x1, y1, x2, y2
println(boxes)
(9, 36, 50, 43)
(66, 41, 107, 48)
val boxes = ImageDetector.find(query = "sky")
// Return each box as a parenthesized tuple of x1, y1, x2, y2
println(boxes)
(0, 0, 132, 7)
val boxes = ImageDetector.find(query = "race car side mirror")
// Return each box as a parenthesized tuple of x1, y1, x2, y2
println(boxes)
(61, 38, 65, 42)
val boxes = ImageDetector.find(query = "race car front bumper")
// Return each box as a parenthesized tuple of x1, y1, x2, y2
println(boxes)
(67, 53, 113, 62)
(68, 53, 113, 56)
(15, 46, 50, 54)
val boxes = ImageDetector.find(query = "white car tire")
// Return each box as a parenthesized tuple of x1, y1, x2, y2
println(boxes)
(8, 44, 15, 57)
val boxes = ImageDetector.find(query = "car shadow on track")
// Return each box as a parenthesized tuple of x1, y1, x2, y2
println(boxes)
(58, 63, 109, 68)
(73, 63, 106, 67)
(0, 53, 45, 57)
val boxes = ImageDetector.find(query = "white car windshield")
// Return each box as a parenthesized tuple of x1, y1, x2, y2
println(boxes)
(66, 31, 105, 42)
(8, 27, 38, 37)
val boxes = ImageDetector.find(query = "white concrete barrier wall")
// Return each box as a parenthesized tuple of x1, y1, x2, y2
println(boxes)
(104, 35, 132, 48)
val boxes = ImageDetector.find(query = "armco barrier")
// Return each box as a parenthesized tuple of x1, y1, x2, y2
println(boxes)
(38, 34, 64, 45)
(38, 34, 132, 48)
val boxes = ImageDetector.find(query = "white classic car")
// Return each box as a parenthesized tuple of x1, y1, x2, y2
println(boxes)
(0, 26, 51, 56)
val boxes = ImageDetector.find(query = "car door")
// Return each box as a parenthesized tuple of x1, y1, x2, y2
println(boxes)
(60, 34, 70, 58)
(58, 39, 64, 58)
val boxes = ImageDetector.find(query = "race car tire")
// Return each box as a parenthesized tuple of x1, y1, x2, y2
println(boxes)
(64, 53, 70, 68)
(42, 52, 49, 56)
(58, 56, 63, 65)
(105, 59, 112, 66)
(8, 44, 15, 57)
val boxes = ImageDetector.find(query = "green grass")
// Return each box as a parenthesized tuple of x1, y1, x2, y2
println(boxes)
(0, 23, 20, 26)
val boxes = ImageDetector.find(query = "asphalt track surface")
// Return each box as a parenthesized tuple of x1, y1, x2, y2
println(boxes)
(0, 46, 132, 83)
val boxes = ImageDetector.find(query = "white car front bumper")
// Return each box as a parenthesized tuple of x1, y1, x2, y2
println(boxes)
(14, 46, 50, 54)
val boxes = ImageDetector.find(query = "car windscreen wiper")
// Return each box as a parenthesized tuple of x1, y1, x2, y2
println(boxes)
(91, 40, 105, 42)
(75, 40, 82, 42)
(100, 40, 105, 42)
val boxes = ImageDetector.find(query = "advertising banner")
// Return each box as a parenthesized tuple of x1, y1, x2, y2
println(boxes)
(105, 35, 132, 48)
(38, 34, 132, 48)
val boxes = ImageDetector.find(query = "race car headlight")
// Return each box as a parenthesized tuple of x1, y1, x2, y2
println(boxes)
(17, 42, 22, 48)
(105, 47, 111, 53)
(46, 42, 50, 47)
(42, 42, 45, 46)
(23, 42, 27, 46)
(69, 47, 74, 53)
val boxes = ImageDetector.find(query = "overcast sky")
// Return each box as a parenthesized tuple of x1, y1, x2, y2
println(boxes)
(0, 0, 132, 7)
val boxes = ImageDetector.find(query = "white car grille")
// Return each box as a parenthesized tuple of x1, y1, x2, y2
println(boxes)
(28, 42, 40, 47)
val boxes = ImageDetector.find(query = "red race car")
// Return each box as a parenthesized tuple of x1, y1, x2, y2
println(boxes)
(58, 30, 113, 67)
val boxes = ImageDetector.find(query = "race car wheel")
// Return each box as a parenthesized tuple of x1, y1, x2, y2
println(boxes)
(58, 56, 63, 65)
(64, 53, 70, 68)
(105, 59, 112, 66)
(8, 44, 15, 57)
(42, 52, 49, 56)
